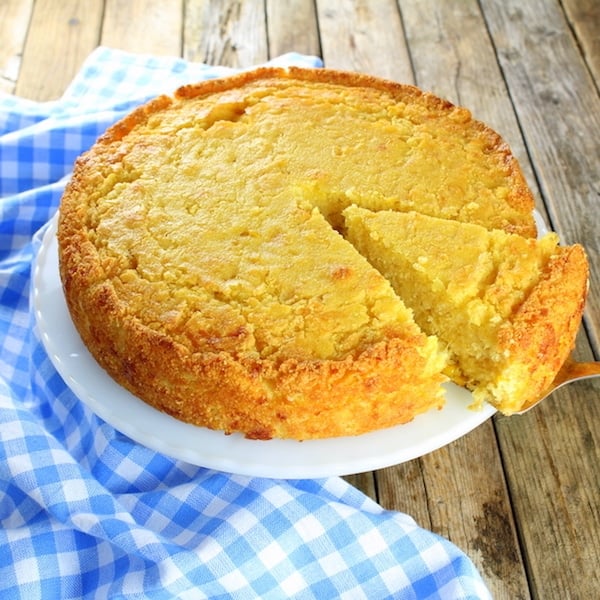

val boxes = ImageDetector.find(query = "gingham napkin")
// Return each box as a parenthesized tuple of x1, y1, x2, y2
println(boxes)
(0, 48, 492, 599)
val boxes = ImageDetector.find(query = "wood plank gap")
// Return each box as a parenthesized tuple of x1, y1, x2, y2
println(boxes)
(491, 415, 536, 599)
(316, 0, 413, 81)
(393, 0, 417, 84)
(560, 0, 600, 89)
(183, 0, 268, 68)
(256, 0, 270, 61)
(97, 0, 107, 51)
(311, 0, 324, 61)
(559, 9, 599, 95)
(419, 426, 528, 597)
(479, 0, 600, 355)
(342, 472, 378, 503)
(266, 0, 321, 60)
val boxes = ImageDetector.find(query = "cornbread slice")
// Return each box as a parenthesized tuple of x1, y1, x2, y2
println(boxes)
(58, 66, 545, 439)
(343, 206, 589, 414)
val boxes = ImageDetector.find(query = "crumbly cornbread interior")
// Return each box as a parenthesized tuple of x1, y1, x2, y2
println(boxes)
(58, 67, 583, 440)
(343, 206, 588, 414)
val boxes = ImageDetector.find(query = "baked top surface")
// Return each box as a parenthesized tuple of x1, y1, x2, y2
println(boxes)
(57, 66, 576, 439)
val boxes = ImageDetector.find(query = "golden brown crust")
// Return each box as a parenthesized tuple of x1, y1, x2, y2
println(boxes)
(58, 66, 552, 439)
(496, 244, 589, 413)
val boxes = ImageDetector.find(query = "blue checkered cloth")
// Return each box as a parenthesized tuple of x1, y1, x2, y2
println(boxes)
(0, 47, 492, 599)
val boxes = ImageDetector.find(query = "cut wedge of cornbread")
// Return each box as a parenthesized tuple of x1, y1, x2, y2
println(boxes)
(343, 206, 589, 414)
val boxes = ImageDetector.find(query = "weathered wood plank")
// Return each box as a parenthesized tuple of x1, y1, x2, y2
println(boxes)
(374, 2, 533, 597)
(481, 0, 600, 352)
(15, 0, 103, 101)
(314, 0, 410, 503)
(375, 458, 432, 531)
(316, 0, 413, 82)
(494, 337, 600, 599)
(183, 0, 268, 68)
(497, 395, 600, 596)
(378, 423, 529, 599)
(342, 472, 377, 502)
(422, 424, 527, 600)
(102, 0, 183, 56)
(562, 0, 600, 85)
(315, 19, 537, 595)
(479, 4, 600, 597)
(266, 0, 321, 59)
(317, 3, 529, 595)
(0, 0, 33, 95)
(400, 2, 599, 597)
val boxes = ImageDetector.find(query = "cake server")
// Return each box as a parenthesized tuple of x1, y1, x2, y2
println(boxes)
(515, 356, 600, 414)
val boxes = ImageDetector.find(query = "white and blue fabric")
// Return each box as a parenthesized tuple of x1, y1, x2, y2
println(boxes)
(0, 47, 492, 599)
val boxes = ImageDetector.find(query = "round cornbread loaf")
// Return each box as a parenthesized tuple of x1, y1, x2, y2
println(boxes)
(58, 67, 541, 440)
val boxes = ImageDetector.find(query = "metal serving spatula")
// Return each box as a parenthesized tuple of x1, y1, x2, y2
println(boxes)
(515, 356, 600, 414)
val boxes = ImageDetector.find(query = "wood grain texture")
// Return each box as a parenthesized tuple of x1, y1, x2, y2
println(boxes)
(316, 0, 413, 82)
(382, 3, 534, 595)
(476, 5, 600, 595)
(375, 459, 432, 530)
(342, 472, 377, 502)
(494, 336, 600, 599)
(266, 0, 321, 59)
(316, 0, 411, 505)
(419, 424, 528, 599)
(495, 392, 600, 597)
(15, 0, 103, 100)
(102, 0, 183, 56)
(378, 422, 529, 599)
(184, 0, 268, 68)
(0, 0, 33, 94)
(562, 0, 600, 84)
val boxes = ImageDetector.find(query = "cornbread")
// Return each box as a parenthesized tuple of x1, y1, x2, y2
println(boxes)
(343, 207, 589, 414)
(58, 66, 575, 440)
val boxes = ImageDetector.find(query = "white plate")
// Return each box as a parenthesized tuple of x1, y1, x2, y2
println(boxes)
(33, 214, 497, 478)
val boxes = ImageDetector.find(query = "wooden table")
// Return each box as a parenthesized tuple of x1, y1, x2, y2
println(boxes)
(2, 1, 598, 598)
